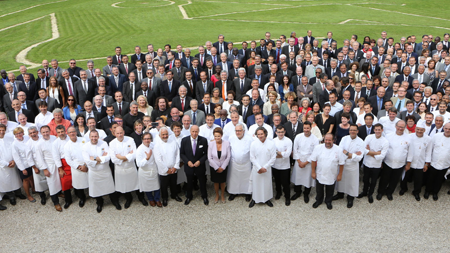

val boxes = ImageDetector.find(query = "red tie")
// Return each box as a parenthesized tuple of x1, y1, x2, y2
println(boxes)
(54, 69, 57, 77)
(67, 79, 74, 96)
(149, 79, 152, 91)
(200, 55, 203, 66)
(222, 82, 226, 100)
(170, 61, 173, 69)
(125, 65, 128, 74)
(181, 98, 184, 111)
(118, 56, 121, 64)
(45, 69, 49, 77)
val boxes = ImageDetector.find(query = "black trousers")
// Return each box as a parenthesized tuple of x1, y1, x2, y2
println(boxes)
(315, 180, 335, 204)
(39, 192, 59, 205)
(400, 169, 424, 194)
(185, 166, 207, 199)
(96, 193, 117, 206)
(272, 168, 291, 199)
(378, 163, 403, 195)
(159, 174, 178, 200)
(294, 185, 311, 195)
(425, 166, 448, 194)
(64, 188, 86, 203)
(362, 166, 381, 196)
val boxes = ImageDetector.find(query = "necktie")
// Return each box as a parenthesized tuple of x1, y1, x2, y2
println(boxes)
(213, 57, 217, 65)
(131, 83, 135, 100)
(192, 112, 196, 124)
(186, 58, 190, 68)
(276, 49, 280, 63)
(169, 81, 172, 92)
(118, 56, 121, 64)
(253, 100, 256, 105)
(243, 107, 247, 119)
(426, 98, 429, 104)
(54, 69, 57, 77)
(222, 120, 225, 128)
(203, 82, 207, 93)
(45, 68, 49, 77)
(192, 138, 196, 155)
(109, 116, 112, 123)
(378, 98, 382, 110)
(26, 83, 29, 90)
(41, 80, 45, 89)
(200, 55, 203, 66)
(438, 80, 443, 90)
(125, 65, 128, 74)
(67, 79, 73, 96)
(149, 79, 152, 91)
(397, 100, 402, 111)
(177, 68, 180, 77)
(194, 68, 198, 79)
(181, 98, 184, 111)
(355, 92, 359, 101)
(22, 103, 26, 110)
(322, 83, 325, 91)
(419, 74, 422, 83)
(240, 80, 244, 92)
(431, 107, 434, 112)
(222, 82, 226, 100)
(292, 124, 295, 133)
(436, 129, 438, 133)
(206, 105, 209, 114)
(209, 70, 212, 79)
(118, 103, 122, 114)
(10, 93, 13, 102)
(83, 81, 87, 93)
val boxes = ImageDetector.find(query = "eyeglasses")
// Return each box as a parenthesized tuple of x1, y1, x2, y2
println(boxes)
(430, 98, 437, 100)
(70, 62, 75, 64)
(316, 72, 321, 74)
(67, 99, 74, 101)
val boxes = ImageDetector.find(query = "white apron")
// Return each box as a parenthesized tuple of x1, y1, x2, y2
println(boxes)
(0, 139, 22, 192)
(83, 141, 115, 197)
(136, 143, 160, 192)
(64, 138, 89, 189)
(29, 138, 49, 192)
(335, 136, 365, 197)
(36, 137, 62, 195)
(227, 135, 253, 194)
(291, 134, 319, 188)
(110, 137, 139, 193)
(249, 139, 276, 203)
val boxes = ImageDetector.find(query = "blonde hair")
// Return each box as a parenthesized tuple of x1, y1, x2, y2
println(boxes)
(13, 127, 24, 135)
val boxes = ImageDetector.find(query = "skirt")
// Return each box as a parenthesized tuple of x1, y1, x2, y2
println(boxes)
(19, 167, 33, 180)
(210, 166, 228, 183)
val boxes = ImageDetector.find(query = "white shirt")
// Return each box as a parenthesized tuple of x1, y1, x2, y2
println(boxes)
(12, 138, 35, 171)
(310, 144, 346, 185)
(84, 129, 107, 142)
(154, 138, 180, 175)
(432, 111, 450, 123)
(248, 123, 273, 141)
(199, 123, 220, 142)
(5, 121, 18, 134)
(378, 116, 400, 136)
(339, 135, 365, 166)
(52, 137, 69, 168)
(363, 134, 389, 168)
(430, 133, 450, 170)
(384, 132, 413, 169)
(223, 121, 248, 141)
(34, 112, 53, 130)
(293, 133, 319, 162)
(409, 133, 432, 169)
(356, 112, 378, 126)
(325, 101, 343, 117)
(273, 137, 292, 170)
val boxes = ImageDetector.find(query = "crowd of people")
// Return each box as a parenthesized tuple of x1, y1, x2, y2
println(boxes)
(1, 30, 450, 212)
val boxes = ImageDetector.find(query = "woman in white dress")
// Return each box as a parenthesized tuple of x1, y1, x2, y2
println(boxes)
(136, 133, 161, 207)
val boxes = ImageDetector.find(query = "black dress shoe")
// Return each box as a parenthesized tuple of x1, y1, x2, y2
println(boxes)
(79, 199, 85, 208)
(368, 195, 374, 203)
(140, 198, 149, 206)
(249, 200, 255, 208)
(414, 194, 420, 201)
(347, 200, 353, 208)
(115, 203, 122, 210)
(399, 190, 406, 196)
(41, 198, 46, 205)
(266, 200, 273, 207)
(291, 193, 301, 200)
(304, 194, 310, 203)
(16, 193, 26, 199)
(228, 194, 236, 201)
(357, 193, 367, 199)
(332, 194, 344, 200)
(285, 199, 291, 206)
(424, 192, 429, 199)
(376, 194, 382, 200)
(162, 199, 168, 206)
(312, 201, 321, 208)
(203, 198, 209, 206)
(184, 198, 191, 205)
(245, 195, 251, 202)
(448, 190, 450, 195)
(326, 202, 333, 210)
(433, 194, 438, 201)
(172, 196, 182, 202)
(0, 204, 7, 210)
(97, 205, 103, 213)
(386, 194, 393, 201)
(9, 198, 16, 206)
(64, 202, 72, 209)
(124, 200, 132, 209)
(275, 193, 281, 200)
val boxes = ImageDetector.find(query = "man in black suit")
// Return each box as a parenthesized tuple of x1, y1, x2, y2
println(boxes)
(9, 97, 34, 123)
(111, 46, 124, 65)
(247, 56, 269, 77)
(431, 71, 447, 94)
(74, 70, 96, 110)
(361, 80, 376, 98)
(283, 111, 303, 142)
(253, 66, 269, 88)
(2, 83, 16, 114)
(194, 46, 209, 69)
(357, 114, 375, 140)
(304, 30, 315, 46)
(16, 91, 37, 117)
(213, 34, 228, 55)
(180, 125, 209, 205)
(171, 85, 192, 113)
(182, 71, 196, 99)
(17, 66, 35, 83)
(319, 80, 337, 107)
(131, 46, 146, 66)
(281, 38, 299, 56)
(59, 70, 77, 99)
(394, 66, 413, 87)
(36, 69, 50, 90)
(198, 93, 215, 115)
(118, 55, 135, 79)
(335, 101, 357, 125)
(92, 95, 107, 120)
(67, 59, 83, 80)
(276, 62, 293, 84)
(233, 68, 252, 102)
(249, 88, 264, 108)
(172, 59, 187, 82)
(136, 81, 157, 108)
(261, 42, 276, 62)
(122, 72, 140, 102)
(238, 95, 252, 124)
(215, 71, 234, 99)
(159, 70, 180, 104)
(79, 100, 99, 123)
(18, 73, 38, 101)
(112, 91, 130, 116)
(181, 49, 195, 69)
(109, 67, 127, 95)
(195, 71, 213, 101)
(368, 87, 387, 116)
(189, 58, 203, 84)
(97, 105, 115, 135)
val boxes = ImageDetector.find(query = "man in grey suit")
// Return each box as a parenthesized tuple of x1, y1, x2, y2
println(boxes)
(436, 56, 450, 79)
(412, 65, 430, 85)
(2, 83, 16, 114)
(7, 73, 23, 94)
(184, 99, 205, 126)
(297, 76, 313, 103)
(227, 48, 244, 65)
(172, 59, 187, 82)
(35, 88, 56, 112)
(312, 73, 328, 103)
(233, 68, 252, 102)
(49, 59, 63, 79)
(142, 68, 161, 98)
(397, 100, 420, 123)
(112, 91, 130, 116)
(97, 85, 115, 106)
(304, 56, 324, 79)
(74, 70, 96, 110)
(377, 100, 393, 119)
(102, 56, 116, 77)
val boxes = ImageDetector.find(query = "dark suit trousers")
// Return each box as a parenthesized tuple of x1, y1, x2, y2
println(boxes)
(160, 174, 178, 200)
(294, 185, 311, 195)
(315, 180, 335, 204)
(400, 169, 424, 194)
(378, 163, 403, 195)
(39, 192, 59, 205)
(96, 193, 118, 206)
(185, 166, 207, 199)
(425, 166, 448, 194)
(64, 188, 86, 203)
(362, 165, 381, 196)
(272, 168, 291, 198)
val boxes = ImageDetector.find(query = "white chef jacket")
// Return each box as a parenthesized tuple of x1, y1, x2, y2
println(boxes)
(136, 143, 160, 192)
(310, 144, 346, 185)
(249, 138, 276, 203)
(363, 134, 389, 168)
(272, 136, 292, 169)
(109, 136, 139, 193)
(430, 133, 450, 170)
(408, 133, 432, 169)
(378, 116, 400, 136)
(384, 132, 413, 169)
(64, 137, 89, 189)
(227, 134, 253, 194)
(154, 138, 180, 175)
(291, 133, 319, 187)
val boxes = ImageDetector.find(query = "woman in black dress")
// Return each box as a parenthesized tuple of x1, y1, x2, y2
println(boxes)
(335, 112, 350, 145)
(315, 103, 335, 137)
(207, 128, 231, 203)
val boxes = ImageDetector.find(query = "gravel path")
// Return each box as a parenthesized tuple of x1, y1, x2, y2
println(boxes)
(1, 181, 449, 252)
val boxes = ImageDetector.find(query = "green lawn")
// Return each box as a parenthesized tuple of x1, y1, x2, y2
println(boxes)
(1, 0, 449, 73)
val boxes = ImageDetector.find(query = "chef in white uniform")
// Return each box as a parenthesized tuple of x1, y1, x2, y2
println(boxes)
(34, 101, 53, 131)
(27, 127, 49, 205)
(248, 113, 273, 141)
(291, 121, 319, 204)
(334, 124, 365, 208)
(248, 126, 276, 208)
(109, 126, 139, 209)
(84, 117, 107, 142)
(223, 112, 248, 141)
(310, 133, 346, 210)
(136, 132, 161, 207)
(227, 123, 253, 202)
(272, 125, 293, 206)
(83, 129, 119, 212)
(34, 126, 63, 211)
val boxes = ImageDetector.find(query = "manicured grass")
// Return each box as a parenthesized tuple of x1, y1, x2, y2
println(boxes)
(0, 0, 448, 73)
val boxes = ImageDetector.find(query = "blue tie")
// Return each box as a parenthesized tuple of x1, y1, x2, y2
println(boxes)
(192, 112, 196, 125)
(169, 81, 172, 92)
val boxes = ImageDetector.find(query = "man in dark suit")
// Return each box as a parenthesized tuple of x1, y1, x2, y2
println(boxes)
(361, 81, 376, 98)
(8, 99, 34, 123)
(394, 66, 413, 87)
(195, 71, 213, 101)
(233, 68, 252, 102)
(335, 101, 357, 125)
(283, 111, 303, 142)
(357, 114, 375, 140)
(92, 95, 107, 120)
(108, 66, 126, 94)
(249, 88, 264, 108)
(136, 80, 157, 108)
(252, 66, 269, 88)
(171, 86, 192, 113)
(319, 81, 337, 107)
(368, 87, 387, 116)
(2, 83, 16, 114)
(111, 46, 124, 65)
(172, 59, 187, 82)
(247, 56, 269, 77)
(267, 104, 287, 126)
(303, 30, 315, 46)
(398, 100, 421, 123)
(159, 70, 181, 103)
(35, 69, 50, 90)
(215, 71, 235, 99)
(261, 43, 276, 62)
(142, 68, 161, 98)
(198, 93, 215, 115)
(189, 58, 203, 84)
(276, 62, 293, 84)
(18, 73, 38, 101)
(238, 95, 252, 124)
(17, 66, 36, 83)
(246, 104, 268, 128)
(228, 48, 244, 67)
(431, 71, 447, 94)
(74, 70, 96, 110)
(194, 46, 210, 69)
(59, 70, 78, 99)
(122, 72, 140, 102)
(181, 49, 195, 69)
(112, 91, 130, 116)
(35, 88, 56, 112)
(180, 125, 209, 205)
(118, 55, 135, 79)
(281, 38, 299, 57)
(97, 105, 116, 135)
(181, 71, 196, 99)
(213, 34, 228, 55)
(131, 46, 146, 66)
(79, 100, 99, 123)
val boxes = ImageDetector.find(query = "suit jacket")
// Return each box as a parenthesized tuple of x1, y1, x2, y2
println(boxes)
(112, 55, 124, 65)
(357, 125, 374, 140)
(189, 66, 203, 83)
(131, 53, 146, 65)
(339, 85, 355, 101)
(2, 92, 17, 114)
(198, 102, 215, 115)
(238, 104, 253, 123)
(181, 56, 195, 69)
(398, 111, 420, 123)
(394, 75, 413, 88)
(215, 118, 231, 128)
(361, 87, 376, 98)
(227, 54, 244, 66)
(135, 89, 157, 108)
(131, 69, 146, 84)
(412, 73, 430, 85)
(118, 63, 135, 78)
(160, 79, 181, 102)
(93, 105, 107, 120)
(181, 80, 196, 99)
(73, 79, 96, 109)
(102, 95, 115, 107)
(296, 83, 313, 102)
(17, 73, 35, 83)
(261, 49, 276, 61)
(142, 77, 162, 98)
(97, 115, 114, 135)
(102, 65, 116, 77)
(276, 70, 293, 84)
(326, 67, 340, 79)
(35, 77, 50, 90)
(215, 80, 235, 98)
(368, 96, 387, 116)
(79, 110, 99, 122)
(8, 109, 34, 123)
(122, 81, 141, 102)
(335, 110, 357, 125)
(213, 41, 229, 53)
(172, 66, 188, 82)
(246, 114, 268, 128)
(195, 80, 214, 101)
(108, 74, 127, 94)
(208, 140, 231, 170)
(283, 121, 303, 142)
(112, 101, 130, 116)
(281, 45, 299, 56)
(312, 81, 325, 103)
(248, 64, 270, 77)
(194, 53, 210, 69)
(218, 61, 233, 74)
(59, 76, 78, 99)
(18, 81, 38, 101)
(49, 67, 63, 79)
(35, 97, 56, 112)
(267, 113, 287, 126)
(184, 110, 206, 126)
(180, 135, 209, 170)
(431, 78, 446, 94)
(171, 96, 192, 113)
(319, 89, 336, 107)
(233, 78, 252, 102)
